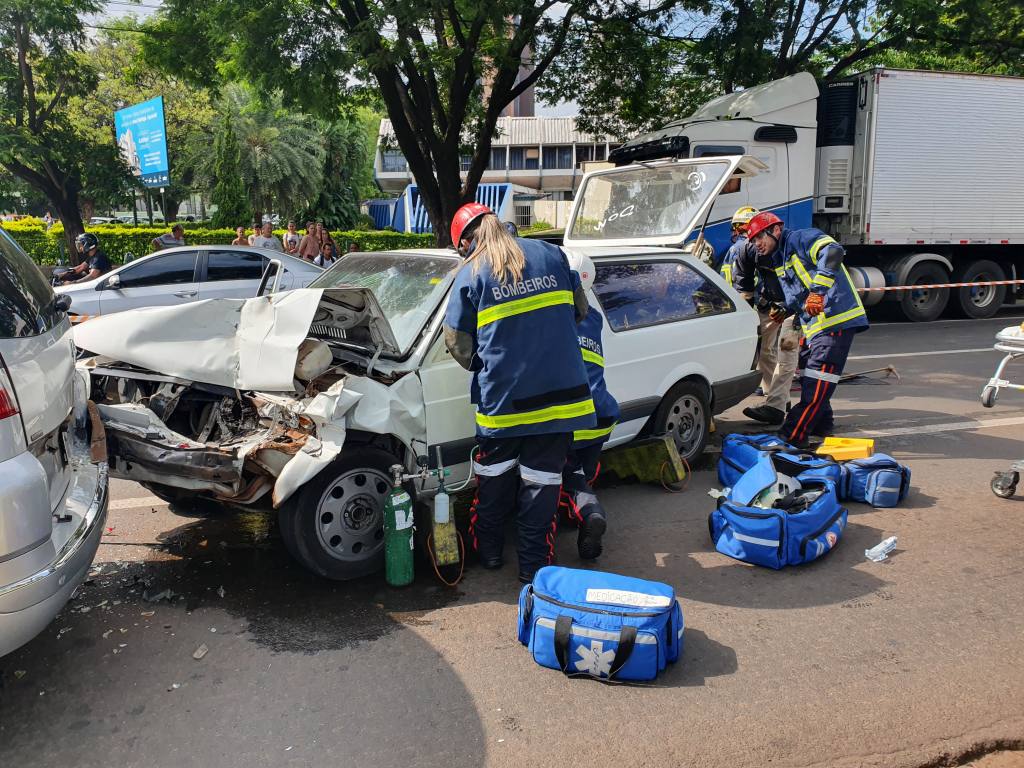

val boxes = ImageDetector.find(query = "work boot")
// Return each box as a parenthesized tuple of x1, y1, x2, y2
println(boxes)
(577, 513, 607, 560)
(810, 422, 834, 438)
(743, 404, 786, 425)
(480, 555, 503, 570)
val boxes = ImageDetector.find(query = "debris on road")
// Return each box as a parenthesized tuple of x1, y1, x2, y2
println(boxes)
(217, 585, 226, 598)
(143, 588, 178, 603)
(866, 536, 898, 562)
(193, 644, 209, 660)
(13, 670, 26, 680)
(102, 630, 112, 639)
(167, 683, 180, 691)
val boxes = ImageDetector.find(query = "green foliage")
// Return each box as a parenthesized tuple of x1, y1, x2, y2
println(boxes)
(210, 119, 251, 228)
(304, 116, 370, 230)
(0, 220, 433, 265)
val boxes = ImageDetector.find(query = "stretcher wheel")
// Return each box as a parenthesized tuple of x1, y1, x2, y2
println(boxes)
(991, 472, 1019, 499)
(981, 385, 998, 409)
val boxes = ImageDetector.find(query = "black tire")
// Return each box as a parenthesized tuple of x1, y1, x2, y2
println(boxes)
(981, 385, 998, 409)
(898, 262, 950, 322)
(277, 447, 398, 580)
(653, 380, 711, 465)
(991, 472, 1018, 499)
(951, 260, 1006, 319)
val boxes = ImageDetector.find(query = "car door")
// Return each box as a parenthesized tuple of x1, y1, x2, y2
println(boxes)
(99, 250, 200, 313)
(198, 249, 269, 299)
(418, 331, 476, 487)
(590, 253, 755, 443)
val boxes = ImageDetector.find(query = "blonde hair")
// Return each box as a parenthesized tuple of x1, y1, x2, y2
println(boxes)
(467, 214, 525, 284)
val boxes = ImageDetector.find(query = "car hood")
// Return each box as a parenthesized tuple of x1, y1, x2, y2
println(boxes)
(73, 287, 400, 392)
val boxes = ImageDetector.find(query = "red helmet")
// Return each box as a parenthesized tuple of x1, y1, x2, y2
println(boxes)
(450, 202, 492, 246)
(745, 211, 783, 241)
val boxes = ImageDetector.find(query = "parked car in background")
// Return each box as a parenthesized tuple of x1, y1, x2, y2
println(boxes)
(88, 217, 119, 225)
(0, 228, 109, 658)
(55, 245, 323, 323)
(75, 157, 761, 581)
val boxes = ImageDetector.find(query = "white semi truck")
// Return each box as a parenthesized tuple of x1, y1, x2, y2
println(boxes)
(610, 68, 1024, 321)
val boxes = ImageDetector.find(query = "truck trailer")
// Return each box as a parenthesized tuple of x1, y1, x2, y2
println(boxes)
(611, 68, 1024, 321)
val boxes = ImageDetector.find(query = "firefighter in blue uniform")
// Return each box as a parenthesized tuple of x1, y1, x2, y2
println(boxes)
(444, 203, 594, 584)
(745, 211, 869, 448)
(561, 252, 619, 560)
(718, 206, 759, 287)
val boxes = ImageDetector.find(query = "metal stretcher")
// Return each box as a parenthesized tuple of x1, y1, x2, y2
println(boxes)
(981, 322, 1024, 498)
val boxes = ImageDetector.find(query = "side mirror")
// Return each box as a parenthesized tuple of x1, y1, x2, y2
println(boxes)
(54, 293, 73, 313)
(105, 274, 122, 290)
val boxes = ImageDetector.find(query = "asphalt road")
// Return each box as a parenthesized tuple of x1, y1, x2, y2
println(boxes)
(3, 313, 1024, 768)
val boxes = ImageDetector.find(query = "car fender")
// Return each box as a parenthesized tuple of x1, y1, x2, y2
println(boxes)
(652, 361, 713, 404)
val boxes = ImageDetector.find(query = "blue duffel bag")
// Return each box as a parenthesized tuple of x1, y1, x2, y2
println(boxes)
(719, 433, 844, 490)
(709, 453, 849, 569)
(842, 454, 912, 507)
(518, 566, 684, 682)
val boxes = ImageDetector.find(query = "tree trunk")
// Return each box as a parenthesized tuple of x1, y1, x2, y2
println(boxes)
(54, 193, 85, 266)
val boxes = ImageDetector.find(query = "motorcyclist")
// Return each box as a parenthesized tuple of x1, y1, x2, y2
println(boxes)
(60, 233, 112, 284)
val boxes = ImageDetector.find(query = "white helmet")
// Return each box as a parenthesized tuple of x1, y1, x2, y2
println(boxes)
(566, 251, 596, 291)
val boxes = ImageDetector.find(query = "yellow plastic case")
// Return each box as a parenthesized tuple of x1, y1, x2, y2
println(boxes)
(815, 436, 875, 461)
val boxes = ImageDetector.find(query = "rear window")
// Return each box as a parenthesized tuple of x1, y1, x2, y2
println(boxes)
(592, 260, 734, 332)
(0, 228, 61, 338)
(206, 250, 266, 282)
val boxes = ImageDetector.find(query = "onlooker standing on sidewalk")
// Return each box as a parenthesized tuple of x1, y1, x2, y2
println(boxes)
(298, 220, 320, 261)
(348, 242, 359, 253)
(313, 240, 337, 268)
(151, 224, 185, 252)
(282, 221, 301, 254)
(251, 221, 284, 252)
(247, 220, 262, 246)
(231, 226, 248, 246)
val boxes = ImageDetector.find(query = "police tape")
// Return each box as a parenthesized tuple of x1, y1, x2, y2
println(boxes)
(857, 279, 1024, 292)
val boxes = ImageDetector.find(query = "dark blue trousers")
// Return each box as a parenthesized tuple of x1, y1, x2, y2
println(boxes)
(562, 441, 607, 523)
(470, 433, 571, 579)
(780, 330, 855, 443)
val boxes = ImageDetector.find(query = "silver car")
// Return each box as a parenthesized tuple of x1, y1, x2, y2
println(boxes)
(0, 228, 109, 657)
(55, 245, 323, 323)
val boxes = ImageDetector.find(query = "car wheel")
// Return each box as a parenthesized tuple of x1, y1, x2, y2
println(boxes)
(898, 262, 949, 322)
(653, 380, 710, 464)
(951, 260, 1006, 319)
(278, 448, 397, 580)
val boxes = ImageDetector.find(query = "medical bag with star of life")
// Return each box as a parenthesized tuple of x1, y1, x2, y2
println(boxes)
(709, 452, 848, 569)
(517, 566, 684, 681)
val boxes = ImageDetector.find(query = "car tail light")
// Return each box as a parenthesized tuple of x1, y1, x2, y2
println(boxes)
(0, 366, 18, 420)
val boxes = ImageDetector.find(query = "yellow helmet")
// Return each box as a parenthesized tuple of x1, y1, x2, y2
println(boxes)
(731, 206, 759, 231)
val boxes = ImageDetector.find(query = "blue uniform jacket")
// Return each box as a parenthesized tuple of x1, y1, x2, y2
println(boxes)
(573, 306, 620, 447)
(771, 228, 868, 339)
(444, 238, 597, 438)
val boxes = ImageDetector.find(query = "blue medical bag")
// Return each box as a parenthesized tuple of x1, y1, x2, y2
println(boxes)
(719, 433, 843, 489)
(518, 566, 684, 682)
(709, 453, 848, 569)
(842, 454, 912, 507)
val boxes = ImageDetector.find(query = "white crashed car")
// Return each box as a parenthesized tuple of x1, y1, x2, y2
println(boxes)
(77, 157, 762, 579)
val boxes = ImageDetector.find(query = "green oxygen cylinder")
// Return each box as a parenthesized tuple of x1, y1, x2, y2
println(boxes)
(383, 464, 415, 587)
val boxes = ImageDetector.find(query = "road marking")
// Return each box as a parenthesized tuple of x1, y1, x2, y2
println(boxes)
(848, 347, 992, 361)
(109, 495, 165, 509)
(847, 415, 1024, 438)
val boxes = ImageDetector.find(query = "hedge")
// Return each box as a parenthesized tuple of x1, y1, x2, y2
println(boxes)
(0, 220, 436, 265)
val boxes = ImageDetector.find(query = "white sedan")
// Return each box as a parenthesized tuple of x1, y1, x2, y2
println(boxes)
(76, 157, 761, 580)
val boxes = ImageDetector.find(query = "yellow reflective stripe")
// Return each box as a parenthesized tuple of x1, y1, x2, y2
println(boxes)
(812, 273, 835, 287)
(574, 422, 617, 442)
(809, 236, 837, 264)
(774, 266, 786, 277)
(721, 264, 733, 284)
(789, 254, 813, 288)
(581, 348, 604, 367)
(476, 398, 596, 429)
(801, 306, 867, 338)
(477, 290, 573, 328)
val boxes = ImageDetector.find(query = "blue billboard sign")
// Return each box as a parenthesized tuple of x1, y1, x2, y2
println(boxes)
(114, 96, 170, 188)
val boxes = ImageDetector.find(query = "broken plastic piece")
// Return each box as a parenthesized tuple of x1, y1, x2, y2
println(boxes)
(193, 643, 209, 660)
(865, 536, 897, 562)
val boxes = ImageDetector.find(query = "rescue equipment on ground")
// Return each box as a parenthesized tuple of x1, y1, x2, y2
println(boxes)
(517, 566, 684, 682)
(982, 323, 1024, 499)
(841, 455, 911, 508)
(709, 453, 848, 569)
(718, 433, 839, 487)
(383, 465, 416, 587)
(816, 436, 875, 461)
(425, 447, 466, 587)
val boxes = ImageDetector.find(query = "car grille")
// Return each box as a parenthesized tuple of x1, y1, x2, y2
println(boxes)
(310, 323, 347, 340)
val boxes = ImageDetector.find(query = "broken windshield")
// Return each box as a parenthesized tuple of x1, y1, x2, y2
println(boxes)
(310, 252, 460, 354)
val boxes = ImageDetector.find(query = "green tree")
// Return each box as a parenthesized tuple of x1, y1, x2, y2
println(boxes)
(141, 0, 662, 245)
(305, 111, 378, 230)
(0, 0, 132, 258)
(541, 0, 1024, 138)
(209, 119, 251, 228)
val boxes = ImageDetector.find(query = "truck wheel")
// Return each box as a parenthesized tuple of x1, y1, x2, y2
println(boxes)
(951, 260, 1006, 319)
(653, 380, 710, 465)
(278, 448, 397, 580)
(898, 262, 949, 322)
